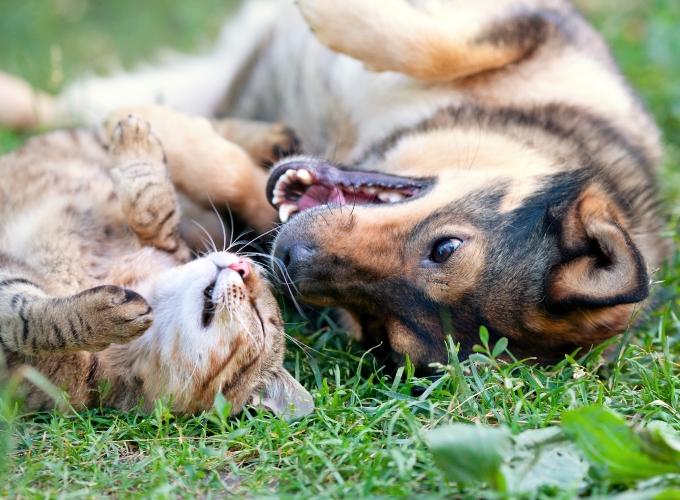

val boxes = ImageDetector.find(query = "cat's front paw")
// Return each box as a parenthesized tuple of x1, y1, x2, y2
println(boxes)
(109, 114, 165, 170)
(76, 285, 154, 349)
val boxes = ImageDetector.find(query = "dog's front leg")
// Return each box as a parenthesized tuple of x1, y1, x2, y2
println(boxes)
(297, 0, 556, 82)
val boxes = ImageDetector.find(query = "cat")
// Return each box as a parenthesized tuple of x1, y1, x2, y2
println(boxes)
(0, 110, 313, 417)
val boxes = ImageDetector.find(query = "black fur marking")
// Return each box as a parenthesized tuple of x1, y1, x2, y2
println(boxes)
(221, 356, 259, 395)
(122, 289, 144, 304)
(0, 279, 40, 291)
(475, 11, 553, 55)
(86, 354, 100, 390)
(68, 319, 80, 343)
(157, 209, 176, 229)
(355, 104, 653, 177)
(10, 293, 24, 310)
(129, 181, 158, 209)
(252, 301, 266, 339)
(18, 298, 30, 342)
(52, 323, 65, 348)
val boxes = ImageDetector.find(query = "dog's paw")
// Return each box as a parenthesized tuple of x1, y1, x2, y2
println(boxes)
(264, 124, 301, 165)
(296, 0, 338, 45)
(76, 285, 154, 348)
(109, 114, 166, 170)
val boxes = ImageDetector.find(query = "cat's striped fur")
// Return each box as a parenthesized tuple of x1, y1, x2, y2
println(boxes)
(0, 112, 312, 416)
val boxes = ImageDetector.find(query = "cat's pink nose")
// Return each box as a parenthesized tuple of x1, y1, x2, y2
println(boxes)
(228, 259, 250, 279)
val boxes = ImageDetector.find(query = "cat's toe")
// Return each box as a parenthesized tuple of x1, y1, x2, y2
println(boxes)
(78, 285, 154, 345)
(109, 114, 165, 168)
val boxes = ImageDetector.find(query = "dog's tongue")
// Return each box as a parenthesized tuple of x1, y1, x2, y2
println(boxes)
(298, 185, 347, 211)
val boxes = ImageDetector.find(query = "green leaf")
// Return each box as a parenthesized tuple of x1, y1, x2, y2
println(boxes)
(212, 392, 231, 420)
(492, 337, 509, 358)
(426, 424, 511, 491)
(479, 326, 490, 350)
(562, 406, 680, 484)
(508, 427, 588, 494)
(469, 353, 492, 365)
(589, 488, 680, 500)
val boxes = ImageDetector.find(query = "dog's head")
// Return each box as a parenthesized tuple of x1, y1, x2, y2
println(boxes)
(268, 107, 660, 372)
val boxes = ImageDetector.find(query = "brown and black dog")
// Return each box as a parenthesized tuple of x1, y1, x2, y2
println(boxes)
(0, 0, 671, 372)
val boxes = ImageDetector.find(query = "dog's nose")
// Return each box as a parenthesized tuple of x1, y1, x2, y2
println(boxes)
(276, 242, 317, 282)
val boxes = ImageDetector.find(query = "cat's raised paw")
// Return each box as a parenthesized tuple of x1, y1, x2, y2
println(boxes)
(109, 114, 165, 169)
(76, 285, 154, 348)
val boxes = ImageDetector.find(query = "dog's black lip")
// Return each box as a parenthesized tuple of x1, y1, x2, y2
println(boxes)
(266, 159, 433, 208)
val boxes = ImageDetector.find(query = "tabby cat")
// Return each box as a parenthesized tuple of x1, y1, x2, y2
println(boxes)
(0, 110, 313, 417)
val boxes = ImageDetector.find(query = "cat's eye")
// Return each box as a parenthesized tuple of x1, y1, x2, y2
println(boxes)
(430, 238, 462, 264)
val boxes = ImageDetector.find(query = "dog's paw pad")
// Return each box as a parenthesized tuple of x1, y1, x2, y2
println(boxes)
(268, 125, 301, 164)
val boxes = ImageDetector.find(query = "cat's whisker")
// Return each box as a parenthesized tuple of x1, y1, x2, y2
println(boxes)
(191, 219, 218, 253)
(180, 359, 200, 395)
(207, 197, 229, 253)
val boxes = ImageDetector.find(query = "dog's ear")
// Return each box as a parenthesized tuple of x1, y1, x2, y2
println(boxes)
(547, 186, 649, 311)
(250, 367, 314, 419)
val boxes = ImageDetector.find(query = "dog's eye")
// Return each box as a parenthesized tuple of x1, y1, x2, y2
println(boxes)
(431, 238, 462, 263)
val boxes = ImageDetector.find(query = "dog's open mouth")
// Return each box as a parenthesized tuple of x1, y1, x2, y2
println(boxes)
(267, 160, 430, 222)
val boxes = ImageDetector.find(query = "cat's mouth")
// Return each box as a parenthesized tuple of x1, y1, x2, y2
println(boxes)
(267, 159, 431, 222)
(201, 279, 217, 328)
(200, 259, 259, 331)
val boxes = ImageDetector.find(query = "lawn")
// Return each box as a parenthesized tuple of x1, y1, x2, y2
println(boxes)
(1, 0, 680, 498)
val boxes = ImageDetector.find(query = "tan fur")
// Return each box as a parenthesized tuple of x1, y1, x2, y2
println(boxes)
(296, 0, 545, 81)
(0, 0, 670, 368)
(211, 118, 299, 166)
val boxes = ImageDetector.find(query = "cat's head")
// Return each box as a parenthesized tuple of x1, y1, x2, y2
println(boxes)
(136, 252, 313, 417)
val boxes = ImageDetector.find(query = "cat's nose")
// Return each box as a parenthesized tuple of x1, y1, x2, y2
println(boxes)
(228, 259, 250, 279)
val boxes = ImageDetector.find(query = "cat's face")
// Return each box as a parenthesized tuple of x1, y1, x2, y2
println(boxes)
(137, 252, 313, 416)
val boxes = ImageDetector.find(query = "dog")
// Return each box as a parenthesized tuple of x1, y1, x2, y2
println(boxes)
(0, 0, 671, 372)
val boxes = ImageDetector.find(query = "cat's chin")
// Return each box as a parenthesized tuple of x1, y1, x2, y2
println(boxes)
(108, 252, 287, 415)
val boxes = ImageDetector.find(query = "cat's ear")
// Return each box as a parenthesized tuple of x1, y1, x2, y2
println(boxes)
(250, 367, 314, 419)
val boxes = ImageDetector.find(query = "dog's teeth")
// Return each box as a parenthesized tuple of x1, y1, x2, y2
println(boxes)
(296, 169, 312, 184)
(362, 186, 377, 195)
(377, 191, 406, 203)
(272, 193, 283, 205)
(279, 204, 298, 223)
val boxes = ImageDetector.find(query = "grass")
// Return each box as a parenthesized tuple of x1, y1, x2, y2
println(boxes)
(1, 0, 680, 498)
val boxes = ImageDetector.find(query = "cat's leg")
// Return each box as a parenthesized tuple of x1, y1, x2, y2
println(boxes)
(0, 275, 152, 357)
(106, 106, 278, 234)
(211, 118, 300, 166)
(297, 0, 557, 81)
(108, 115, 189, 258)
